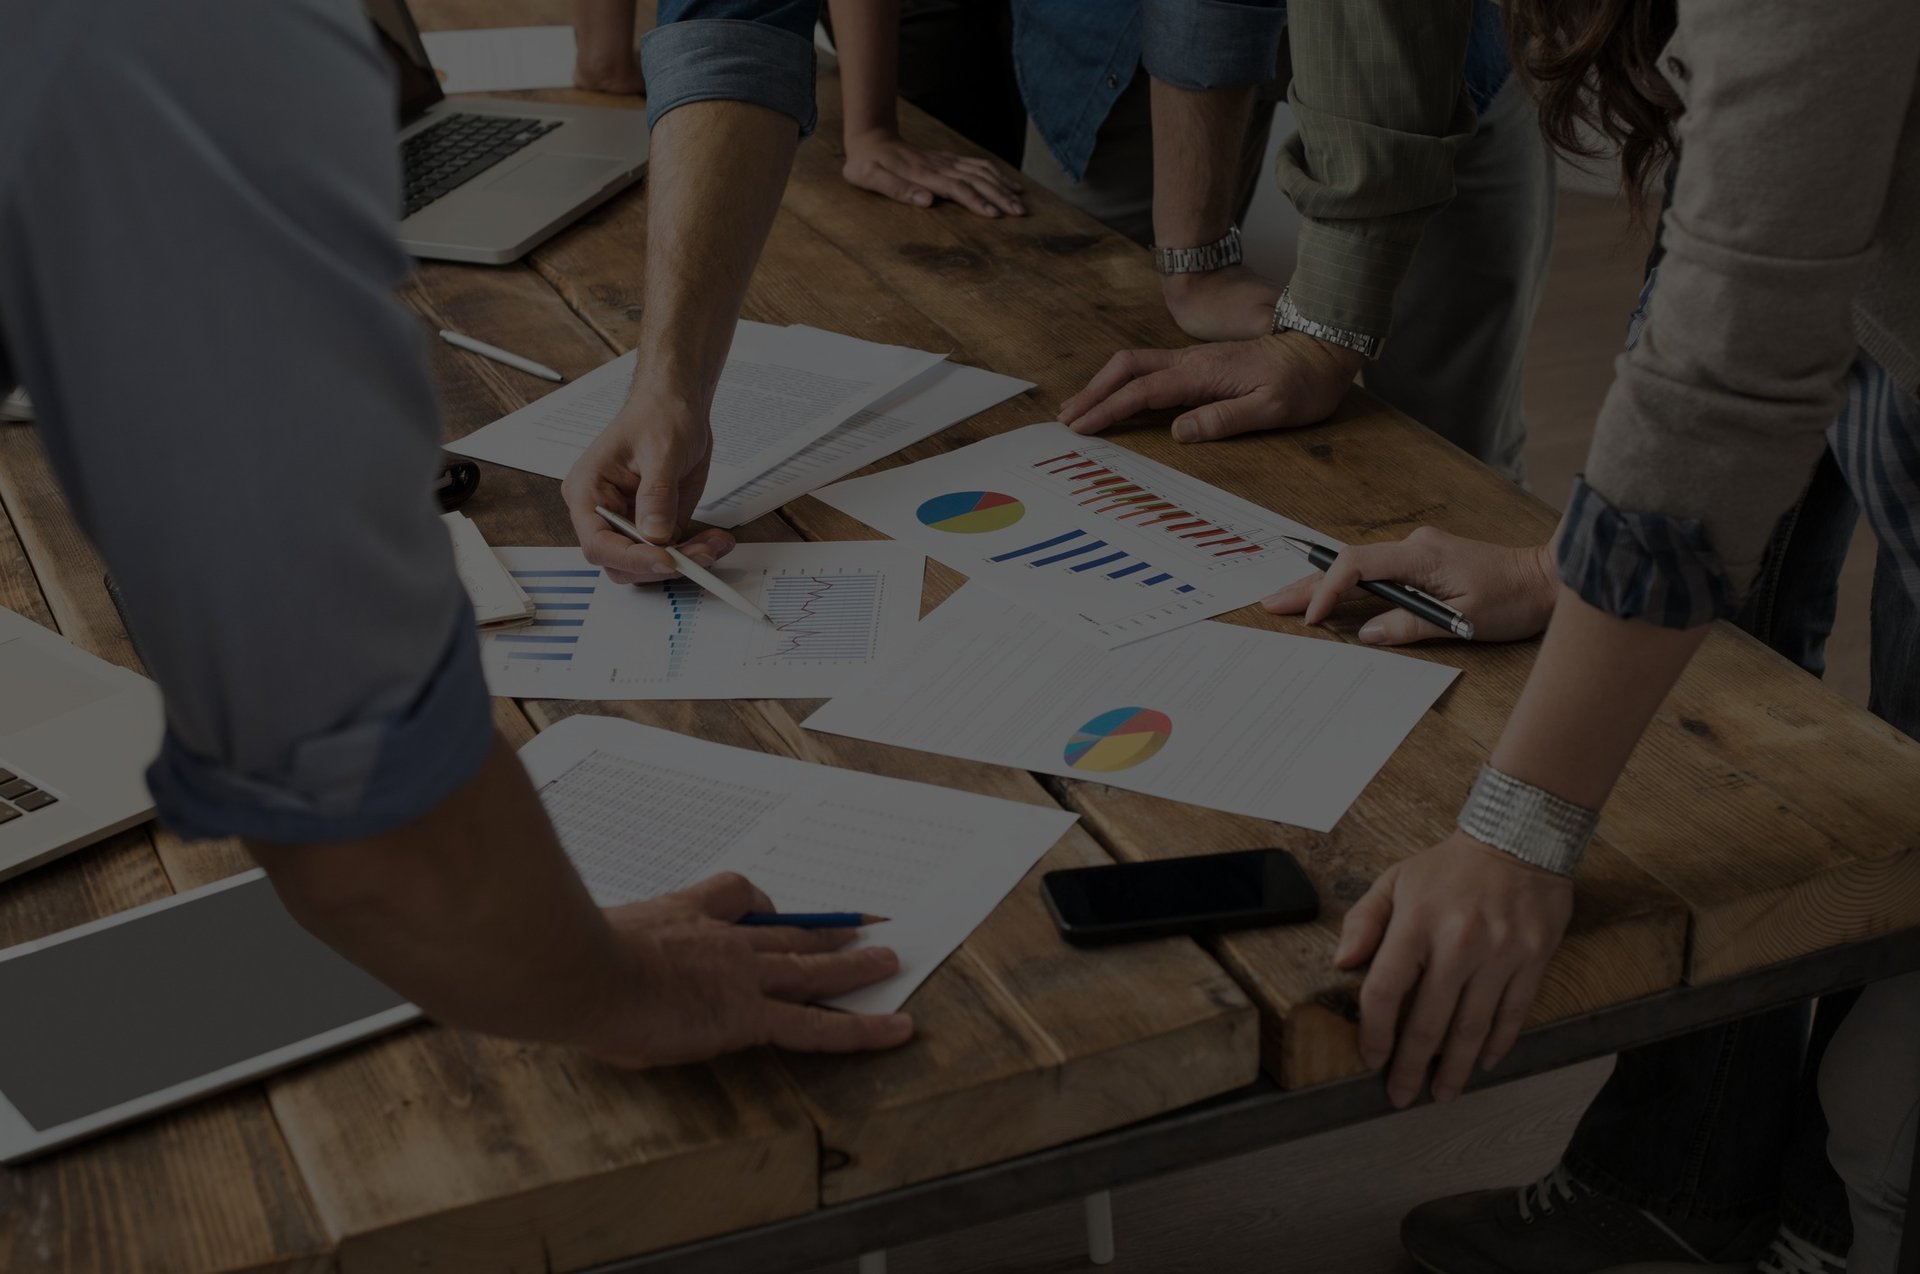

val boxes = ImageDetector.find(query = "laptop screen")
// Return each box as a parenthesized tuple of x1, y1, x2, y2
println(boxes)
(364, 0, 444, 126)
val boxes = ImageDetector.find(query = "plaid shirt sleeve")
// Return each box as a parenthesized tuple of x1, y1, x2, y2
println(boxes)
(1275, 0, 1476, 347)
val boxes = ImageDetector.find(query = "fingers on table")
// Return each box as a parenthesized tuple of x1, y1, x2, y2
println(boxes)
(762, 1001, 916, 1053)
(1171, 391, 1282, 443)
(1059, 350, 1190, 434)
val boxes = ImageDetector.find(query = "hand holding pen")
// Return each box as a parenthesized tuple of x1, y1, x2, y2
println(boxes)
(1262, 527, 1562, 647)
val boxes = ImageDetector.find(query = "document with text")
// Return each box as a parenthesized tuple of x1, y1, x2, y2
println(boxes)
(521, 714, 1077, 1012)
(447, 323, 950, 504)
(806, 585, 1460, 831)
(478, 542, 925, 700)
(815, 423, 1321, 647)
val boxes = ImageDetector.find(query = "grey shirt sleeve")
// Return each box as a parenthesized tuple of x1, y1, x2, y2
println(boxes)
(1577, 0, 1920, 597)
(0, 0, 493, 842)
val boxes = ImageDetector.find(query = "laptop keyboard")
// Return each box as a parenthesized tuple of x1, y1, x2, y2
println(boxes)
(0, 765, 57, 826)
(401, 113, 562, 218)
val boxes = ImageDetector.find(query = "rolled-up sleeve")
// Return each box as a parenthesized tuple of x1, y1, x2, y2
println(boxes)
(1141, 0, 1287, 91)
(1569, 0, 1919, 614)
(643, 0, 820, 135)
(0, 0, 493, 843)
(1275, 0, 1475, 344)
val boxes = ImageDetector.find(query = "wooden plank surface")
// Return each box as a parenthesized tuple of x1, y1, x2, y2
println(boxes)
(0, 431, 336, 1274)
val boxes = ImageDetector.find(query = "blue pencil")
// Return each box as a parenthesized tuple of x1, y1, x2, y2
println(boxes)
(737, 912, 889, 928)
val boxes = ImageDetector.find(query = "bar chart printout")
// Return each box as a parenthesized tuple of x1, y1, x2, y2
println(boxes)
(816, 422, 1326, 647)
(478, 543, 923, 700)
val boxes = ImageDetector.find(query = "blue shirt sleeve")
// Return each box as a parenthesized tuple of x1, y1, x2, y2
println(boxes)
(644, 0, 822, 135)
(0, 0, 494, 843)
(1140, 0, 1288, 90)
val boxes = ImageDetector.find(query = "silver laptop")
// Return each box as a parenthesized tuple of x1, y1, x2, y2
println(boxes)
(369, 0, 650, 265)
(0, 605, 162, 883)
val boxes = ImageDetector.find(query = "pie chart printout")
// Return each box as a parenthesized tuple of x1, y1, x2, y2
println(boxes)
(916, 490, 1026, 534)
(1064, 707, 1174, 773)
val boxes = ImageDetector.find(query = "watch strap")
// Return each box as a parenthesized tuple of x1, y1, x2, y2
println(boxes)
(1270, 288, 1383, 360)
(1153, 225, 1243, 276)
(1456, 764, 1598, 877)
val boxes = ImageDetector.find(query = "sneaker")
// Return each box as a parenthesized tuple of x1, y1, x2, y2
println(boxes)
(1754, 1227, 1845, 1274)
(1401, 1164, 1775, 1274)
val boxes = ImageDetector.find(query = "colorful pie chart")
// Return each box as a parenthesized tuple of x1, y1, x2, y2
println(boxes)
(1064, 707, 1173, 773)
(916, 490, 1025, 534)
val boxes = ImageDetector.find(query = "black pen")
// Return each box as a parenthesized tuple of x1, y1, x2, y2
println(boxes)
(1281, 536, 1476, 640)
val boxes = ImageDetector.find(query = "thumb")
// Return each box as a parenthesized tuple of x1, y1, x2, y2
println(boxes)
(632, 434, 687, 544)
(1335, 867, 1398, 968)
(1172, 391, 1280, 443)
(1357, 607, 1450, 646)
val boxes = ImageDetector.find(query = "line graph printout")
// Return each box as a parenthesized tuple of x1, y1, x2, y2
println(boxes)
(523, 715, 1076, 1012)
(807, 585, 1459, 831)
(478, 542, 924, 700)
(447, 322, 948, 500)
(816, 423, 1325, 647)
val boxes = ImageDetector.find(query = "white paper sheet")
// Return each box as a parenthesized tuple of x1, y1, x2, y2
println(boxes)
(695, 357, 1033, 527)
(814, 423, 1324, 648)
(520, 714, 1076, 1012)
(420, 26, 578, 94)
(478, 542, 925, 700)
(447, 323, 949, 503)
(806, 585, 1460, 832)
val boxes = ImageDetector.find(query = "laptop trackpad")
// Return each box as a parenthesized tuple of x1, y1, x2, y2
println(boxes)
(0, 636, 118, 738)
(483, 153, 622, 198)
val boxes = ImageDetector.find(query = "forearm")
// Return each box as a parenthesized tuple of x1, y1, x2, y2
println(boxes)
(1149, 77, 1254, 249)
(828, 0, 900, 139)
(632, 100, 799, 406)
(249, 732, 627, 1046)
(1488, 589, 1711, 809)
(576, 0, 641, 75)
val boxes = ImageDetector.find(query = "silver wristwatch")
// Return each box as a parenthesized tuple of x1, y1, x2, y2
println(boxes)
(1153, 225, 1243, 275)
(1455, 764, 1599, 877)
(1270, 288, 1382, 360)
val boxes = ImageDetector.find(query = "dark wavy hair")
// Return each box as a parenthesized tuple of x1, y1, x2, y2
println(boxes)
(1505, 0, 1681, 213)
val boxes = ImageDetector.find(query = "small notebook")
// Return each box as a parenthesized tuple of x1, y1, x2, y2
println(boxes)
(443, 513, 535, 630)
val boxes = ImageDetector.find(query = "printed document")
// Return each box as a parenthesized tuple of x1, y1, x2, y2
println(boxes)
(479, 542, 925, 700)
(521, 714, 1077, 1012)
(806, 585, 1460, 831)
(448, 323, 949, 503)
(419, 26, 577, 94)
(815, 423, 1321, 647)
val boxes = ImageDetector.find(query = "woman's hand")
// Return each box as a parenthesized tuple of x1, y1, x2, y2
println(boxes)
(1339, 831, 1574, 1106)
(843, 130, 1025, 218)
(1263, 527, 1559, 645)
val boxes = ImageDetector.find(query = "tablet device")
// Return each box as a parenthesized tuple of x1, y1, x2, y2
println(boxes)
(0, 870, 417, 1162)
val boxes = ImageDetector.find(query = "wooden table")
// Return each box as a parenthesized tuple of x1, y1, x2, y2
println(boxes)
(6, 15, 1920, 1271)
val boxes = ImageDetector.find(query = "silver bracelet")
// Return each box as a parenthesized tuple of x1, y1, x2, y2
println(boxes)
(1153, 225, 1243, 276)
(1456, 764, 1599, 877)
(1270, 288, 1382, 360)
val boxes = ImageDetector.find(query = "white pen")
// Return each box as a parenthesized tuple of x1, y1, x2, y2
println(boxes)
(438, 329, 563, 382)
(593, 505, 777, 628)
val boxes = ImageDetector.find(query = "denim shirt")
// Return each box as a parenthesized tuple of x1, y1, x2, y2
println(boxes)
(647, 0, 1512, 183)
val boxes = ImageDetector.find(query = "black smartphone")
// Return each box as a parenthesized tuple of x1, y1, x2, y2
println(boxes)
(1042, 848, 1320, 946)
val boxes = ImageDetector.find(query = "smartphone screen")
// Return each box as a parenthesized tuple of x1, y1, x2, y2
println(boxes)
(1043, 848, 1319, 944)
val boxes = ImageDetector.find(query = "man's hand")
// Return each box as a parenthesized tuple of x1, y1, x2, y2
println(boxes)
(573, 0, 646, 94)
(1337, 831, 1573, 1107)
(561, 397, 735, 584)
(1161, 266, 1283, 343)
(843, 130, 1025, 218)
(577, 873, 915, 1068)
(1264, 527, 1560, 645)
(1058, 331, 1363, 442)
